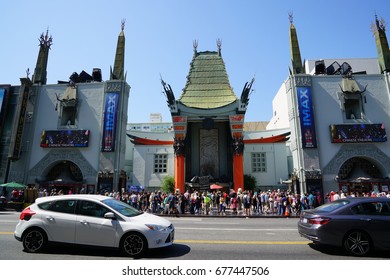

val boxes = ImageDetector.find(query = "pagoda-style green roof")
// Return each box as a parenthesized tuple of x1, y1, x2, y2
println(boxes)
(178, 51, 237, 109)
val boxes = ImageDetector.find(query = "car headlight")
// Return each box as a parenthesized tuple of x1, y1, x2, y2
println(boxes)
(145, 224, 167, 231)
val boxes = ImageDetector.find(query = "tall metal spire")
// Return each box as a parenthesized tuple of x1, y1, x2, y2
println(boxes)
(110, 19, 126, 80)
(372, 15, 390, 73)
(288, 13, 304, 75)
(32, 29, 53, 84)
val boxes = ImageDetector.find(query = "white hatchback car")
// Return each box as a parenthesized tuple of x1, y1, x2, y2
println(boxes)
(14, 194, 174, 258)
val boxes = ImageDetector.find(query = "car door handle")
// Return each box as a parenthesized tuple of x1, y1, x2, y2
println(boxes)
(360, 218, 372, 222)
(46, 216, 54, 222)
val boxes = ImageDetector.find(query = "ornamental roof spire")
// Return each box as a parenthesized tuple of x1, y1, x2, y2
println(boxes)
(32, 29, 53, 84)
(110, 19, 126, 80)
(371, 14, 390, 73)
(288, 12, 304, 75)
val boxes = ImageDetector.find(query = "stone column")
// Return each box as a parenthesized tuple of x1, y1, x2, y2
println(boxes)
(232, 136, 244, 192)
(174, 138, 185, 193)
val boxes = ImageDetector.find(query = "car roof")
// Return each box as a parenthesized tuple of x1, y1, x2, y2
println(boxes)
(330, 197, 390, 206)
(340, 197, 390, 202)
(35, 194, 112, 204)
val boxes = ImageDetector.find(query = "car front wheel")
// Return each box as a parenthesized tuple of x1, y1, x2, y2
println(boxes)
(23, 228, 47, 253)
(120, 232, 148, 258)
(343, 230, 371, 256)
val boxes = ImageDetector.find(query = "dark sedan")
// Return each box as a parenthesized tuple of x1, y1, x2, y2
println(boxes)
(298, 197, 390, 256)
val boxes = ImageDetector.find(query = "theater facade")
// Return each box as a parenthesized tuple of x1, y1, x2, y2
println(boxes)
(127, 41, 291, 194)
(267, 15, 390, 196)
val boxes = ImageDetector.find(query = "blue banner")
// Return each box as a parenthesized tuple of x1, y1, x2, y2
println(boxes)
(101, 92, 119, 152)
(297, 87, 317, 148)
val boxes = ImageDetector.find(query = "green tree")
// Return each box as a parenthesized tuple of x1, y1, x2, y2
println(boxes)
(244, 174, 257, 192)
(161, 175, 175, 193)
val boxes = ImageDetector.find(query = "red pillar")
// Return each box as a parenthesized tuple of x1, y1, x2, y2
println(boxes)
(233, 153, 244, 192)
(174, 155, 185, 194)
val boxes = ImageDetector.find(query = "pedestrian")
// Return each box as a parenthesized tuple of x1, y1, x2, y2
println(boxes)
(243, 191, 251, 216)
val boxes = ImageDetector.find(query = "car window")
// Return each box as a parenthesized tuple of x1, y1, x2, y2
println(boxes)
(313, 200, 350, 212)
(380, 202, 390, 215)
(78, 200, 110, 218)
(351, 202, 390, 216)
(102, 198, 142, 217)
(39, 199, 76, 214)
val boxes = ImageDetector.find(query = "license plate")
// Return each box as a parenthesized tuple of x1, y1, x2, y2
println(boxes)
(302, 218, 308, 223)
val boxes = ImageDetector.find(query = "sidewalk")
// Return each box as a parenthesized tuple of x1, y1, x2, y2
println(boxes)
(157, 206, 299, 218)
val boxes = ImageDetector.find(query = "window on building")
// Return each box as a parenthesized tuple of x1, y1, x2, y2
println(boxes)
(60, 105, 77, 126)
(57, 86, 78, 127)
(154, 154, 167, 173)
(344, 95, 363, 120)
(251, 153, 266, 173)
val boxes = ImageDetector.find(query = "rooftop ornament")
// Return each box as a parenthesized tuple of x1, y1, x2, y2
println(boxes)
(39, 29, 53, 49)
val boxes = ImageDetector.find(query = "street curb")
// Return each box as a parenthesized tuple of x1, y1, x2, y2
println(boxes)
(157, 214, 300, 218)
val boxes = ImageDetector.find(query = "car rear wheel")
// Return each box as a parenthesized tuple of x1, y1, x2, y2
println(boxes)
(120, 232, 148, 258)
(343, 230, 371, 256)
(23, 228, 47, 253)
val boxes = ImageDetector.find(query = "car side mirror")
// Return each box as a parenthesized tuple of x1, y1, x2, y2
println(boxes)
(104, 212, 116, 220)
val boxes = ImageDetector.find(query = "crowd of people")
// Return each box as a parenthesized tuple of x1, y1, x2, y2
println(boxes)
(99, 188, 325, 217)
(31, 186, 390, 217)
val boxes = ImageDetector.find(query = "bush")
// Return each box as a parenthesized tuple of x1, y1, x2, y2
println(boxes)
(161, 175, 175, 193)
(244, 174, 257, 191)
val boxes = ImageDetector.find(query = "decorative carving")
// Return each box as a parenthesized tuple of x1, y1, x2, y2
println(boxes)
(240, 78, 254, 105)
(173, 137, 185, 156)
(39, 29, 53, 49)
(29, 149, 96, 179)
(106, 82, 122, 92)
(305, 169, 322, 180)
(200, 129, 219, 177)
(323, 144, 390, 175)
(161, 78, 175, 106)
(232, 136, 244, 155)
(294, 76, 311, 87)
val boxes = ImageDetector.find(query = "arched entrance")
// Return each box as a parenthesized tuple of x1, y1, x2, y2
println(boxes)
(323, 144, 390, 195)
(337, 157, 389, 194)
(40, 160, 84, 194)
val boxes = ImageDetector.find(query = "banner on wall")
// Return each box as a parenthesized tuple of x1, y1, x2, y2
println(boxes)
(9, 80, 30, 160)
(330, 124, 387, 143)
(172, 116, 187, 139)
(0, 86, 10, 138)
(229, 114, 245, 138)
(297, 87, 317, 148)
(101, 92, 119, 152)
(40, 130, 90, 147)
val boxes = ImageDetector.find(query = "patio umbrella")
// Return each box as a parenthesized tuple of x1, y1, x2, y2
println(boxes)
(0, 182, 27, 189)
(210, 184, 223, 190)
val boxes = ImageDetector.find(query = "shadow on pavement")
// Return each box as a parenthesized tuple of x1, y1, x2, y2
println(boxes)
(27, 243, 191, 259)
(308, 242, 390, 259)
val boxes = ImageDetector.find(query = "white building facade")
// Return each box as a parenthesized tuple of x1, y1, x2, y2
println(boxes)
(270, 16, 390, 197)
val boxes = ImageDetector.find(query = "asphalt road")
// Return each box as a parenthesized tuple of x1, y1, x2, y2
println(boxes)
(1, 211, 389, 260)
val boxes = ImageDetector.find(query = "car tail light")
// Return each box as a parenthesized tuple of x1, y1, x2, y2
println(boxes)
(19, 207, 36, 221)
(308, 217, 331, 225)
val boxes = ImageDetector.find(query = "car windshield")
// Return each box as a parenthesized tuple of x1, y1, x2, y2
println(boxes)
(314, 199, 350, 212)
(102, 198, 142, 217)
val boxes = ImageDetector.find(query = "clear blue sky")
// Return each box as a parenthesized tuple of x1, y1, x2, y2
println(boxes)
(1, 0, 389, 123)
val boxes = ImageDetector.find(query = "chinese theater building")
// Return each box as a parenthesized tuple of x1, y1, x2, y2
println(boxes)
(128, 41, 291, 194)
(0, 23, 130, 195)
